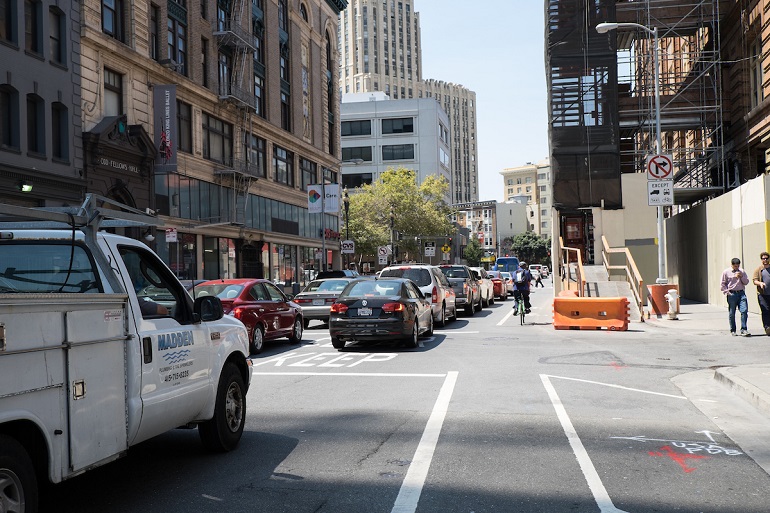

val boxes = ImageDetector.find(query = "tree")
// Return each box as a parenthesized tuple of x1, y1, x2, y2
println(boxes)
(464, 238, 484, 267)
(346, 168, 455, 260)
(509, 232, 551, 266)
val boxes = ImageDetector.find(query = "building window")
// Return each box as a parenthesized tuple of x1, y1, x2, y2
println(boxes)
(201, 37, 209, 87)
(167, 16, 187, 75)
(149, 4, 160, 61)
(323, 166, 337, 185)
(751, 38, 764, 109)
(245, 133, 266, 178)
(102, 0, 124, 42)
(299, 3, 308, 22)
(103, 68, 123, 116)
(0, 0, 16, 44)
(525, 176, 532, 183)
(300, 157, 317, 191)
(540, 197, 547, 204)
(253, 73, 264, 117)
(202, 112, 232, 165)
(281, 91, 291, 131)
(24, 0, 42, 54)
(341, 146, 373, 162)
(273, 145, 294, 187)
(26, 93, 44, 155)
(51, 102, 68, 161)
(218, 50, 232, 96)
(382, 144, 414, 161)
(341, 120, 371, 136)
(49, 7, 65, 65)
(382, 117, 413, 134)
(177, 100, 192, 153)
(0, 85, 20, 150)
(277, 0, 287, 32)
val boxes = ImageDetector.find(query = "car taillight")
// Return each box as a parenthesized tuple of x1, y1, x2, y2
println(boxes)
(294, 298, 311, 303)
(463, 283, 469, 294)
(382, 302, 405, 312)
(330, 303, 348, 314)
(232, 307, 244, 319)
(431, 286, 438, 303)
(326, 298, 337, 303)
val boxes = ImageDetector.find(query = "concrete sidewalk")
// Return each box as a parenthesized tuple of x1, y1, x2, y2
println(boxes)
(643, 298, 770, 426)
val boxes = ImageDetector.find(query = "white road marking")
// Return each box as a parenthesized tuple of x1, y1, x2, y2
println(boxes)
(253, 372, 446, 377)
(540, 374, 629, 513)
(497, 309, 515, 326)
(433, 330, 479, 334)
(391, 371, 458, 513)
(543, 375, 687, 400)
(201, 494, 223, 502)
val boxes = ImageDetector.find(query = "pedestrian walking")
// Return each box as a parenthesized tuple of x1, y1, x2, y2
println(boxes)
(534, 272, 544, 288)
(720, 257, 750, 336)
(752, 251, 770, 336)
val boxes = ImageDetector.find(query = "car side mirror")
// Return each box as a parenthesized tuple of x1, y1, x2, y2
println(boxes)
(194, 295, 224, 322)
(425, 291, 432, 299)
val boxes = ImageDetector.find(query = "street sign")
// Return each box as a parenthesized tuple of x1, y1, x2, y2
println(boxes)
(377, 245, 390, 256)
(441, 244, 451, 253)
(341, 240, 355, 254)
(648, 180, 674, 206)
(378, 255, 388, 265)
(442, 252, 450, 261)
(424, 241, 436, 257)
(165, 228, 177, 242)
(646, 154, 674, 180)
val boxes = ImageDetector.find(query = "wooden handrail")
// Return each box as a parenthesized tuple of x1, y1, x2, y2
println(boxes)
(601, 235, 644, 322)
(559, 236, 586, 296)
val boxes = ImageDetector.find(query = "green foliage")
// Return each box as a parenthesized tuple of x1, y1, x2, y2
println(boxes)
(463, 238, 484, 267)
(508, 232, 551, 266)
(345, 167, 455, 258)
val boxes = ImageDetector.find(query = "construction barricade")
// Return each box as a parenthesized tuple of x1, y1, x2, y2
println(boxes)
(553, 296, 630, 331)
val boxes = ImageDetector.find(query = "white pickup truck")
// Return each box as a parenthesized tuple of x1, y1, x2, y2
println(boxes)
(0, 196, 251, 513)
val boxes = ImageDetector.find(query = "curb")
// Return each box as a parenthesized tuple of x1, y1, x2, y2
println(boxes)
(714, 366, 770, 419)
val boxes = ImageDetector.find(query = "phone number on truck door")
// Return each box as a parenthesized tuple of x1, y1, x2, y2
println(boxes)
(163, 370, 189, 382)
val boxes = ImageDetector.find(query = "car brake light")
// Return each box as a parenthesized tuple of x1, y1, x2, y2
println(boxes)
(294, 298, 311, 303)
(382, 302, 405, 312)
(232, 307, 244, 319)
(432, 286, 438, 303)
(330, 303, 348, 314)
(326, 298, 337, 303)
(463, 283, 469, 294)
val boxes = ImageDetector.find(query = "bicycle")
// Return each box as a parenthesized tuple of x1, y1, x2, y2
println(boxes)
(514, 297, 526, 325)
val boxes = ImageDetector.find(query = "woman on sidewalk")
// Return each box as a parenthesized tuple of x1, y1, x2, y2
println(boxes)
(721, 257, 750, 336)
(753, 251, 770, 336)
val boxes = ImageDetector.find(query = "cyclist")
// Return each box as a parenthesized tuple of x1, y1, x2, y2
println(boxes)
(512, 261, 533, 315)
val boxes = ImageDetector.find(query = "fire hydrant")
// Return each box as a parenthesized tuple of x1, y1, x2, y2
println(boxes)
(664, 289, 679, 320)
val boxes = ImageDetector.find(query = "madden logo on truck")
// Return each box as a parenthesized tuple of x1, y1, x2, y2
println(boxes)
(0, 195, 252, 513)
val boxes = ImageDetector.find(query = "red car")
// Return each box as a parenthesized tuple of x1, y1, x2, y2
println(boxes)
(194, 279, 303, 354)
(486, 270, 508, 301)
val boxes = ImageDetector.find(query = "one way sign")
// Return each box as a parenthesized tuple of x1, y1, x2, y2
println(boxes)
(646, 154, 673, 180)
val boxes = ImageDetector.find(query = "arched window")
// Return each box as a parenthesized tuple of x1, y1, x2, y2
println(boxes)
(299, 3, 308, 22)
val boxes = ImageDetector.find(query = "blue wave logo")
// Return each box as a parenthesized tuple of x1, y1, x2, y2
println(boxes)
(163, 349, 191, 364)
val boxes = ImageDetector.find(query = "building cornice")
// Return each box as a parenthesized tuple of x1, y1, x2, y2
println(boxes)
(326, 0, 348, 15)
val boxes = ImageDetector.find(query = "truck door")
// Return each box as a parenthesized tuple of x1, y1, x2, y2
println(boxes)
(110, 244, 213, 444)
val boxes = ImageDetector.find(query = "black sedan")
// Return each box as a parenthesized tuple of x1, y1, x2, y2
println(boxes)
(328, 278, 434, 350)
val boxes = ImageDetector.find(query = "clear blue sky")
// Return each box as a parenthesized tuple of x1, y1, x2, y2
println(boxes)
(415, 1, 549, 202)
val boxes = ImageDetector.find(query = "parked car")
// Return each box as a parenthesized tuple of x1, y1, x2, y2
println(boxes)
(328, 278, 434, 349)
(470, 267, 495, 307)
(292, 278, 356, 328)
(541, 266, 550, 278)
(438, 264, 481, 315)
(529, 264, 543, 277)
(486, 270, 508, 300)
(378, 264, 457, 326)
(500, 271, 514, 296)
(193, 278, 303, 354)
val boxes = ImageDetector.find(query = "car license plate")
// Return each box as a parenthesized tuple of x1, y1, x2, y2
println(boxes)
(358, 307, 372, 316)
(312, 299, 325, 306)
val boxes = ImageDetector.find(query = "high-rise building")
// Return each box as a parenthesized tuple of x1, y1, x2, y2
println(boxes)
(500, 159, 552, 238)
(339, 0, 479, 203)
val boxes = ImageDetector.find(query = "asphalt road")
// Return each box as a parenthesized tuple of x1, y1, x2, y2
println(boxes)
(42, 282, 770, 513)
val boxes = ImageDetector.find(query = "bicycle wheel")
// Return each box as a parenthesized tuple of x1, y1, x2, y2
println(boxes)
(519, 302, 525, 325)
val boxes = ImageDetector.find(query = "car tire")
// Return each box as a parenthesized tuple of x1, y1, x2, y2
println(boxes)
(426, 313, 434, 336)
(437, 305, 446, 327)
(0, 434, 38, 513)
(404, 321, 419, 348)
(250, 326, 264, 354)
(288, 317, 303, 344)
(303, 318, 310, 329)
(331, 335, 345, 349)
(475, 296, 482, 312)
(465, 297, 475, 316)
(499, 292, 507, 301)
(199, 363, 246, 452)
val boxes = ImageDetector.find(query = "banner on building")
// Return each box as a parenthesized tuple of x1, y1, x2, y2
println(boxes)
(153, 85, 177, 172)
(307, 184, 340, 213)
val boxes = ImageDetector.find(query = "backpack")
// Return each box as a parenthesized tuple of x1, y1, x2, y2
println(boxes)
(515, 270, 527, 285)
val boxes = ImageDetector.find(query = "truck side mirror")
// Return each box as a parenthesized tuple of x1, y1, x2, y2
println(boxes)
(194, 295, 224, 322)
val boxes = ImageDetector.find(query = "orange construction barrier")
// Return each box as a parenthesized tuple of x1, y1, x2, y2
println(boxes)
(552, 296, 630, 331)
(558, 290, 579, 297)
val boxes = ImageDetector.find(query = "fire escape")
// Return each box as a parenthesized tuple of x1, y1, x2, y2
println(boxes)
(213, 0, 258, 225)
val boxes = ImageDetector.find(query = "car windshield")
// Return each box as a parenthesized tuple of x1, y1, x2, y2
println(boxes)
(194, 284, 244, 299)
(380, 268, 431, 287)
(343, 280, 401, 297)
(303, 279, 350, 293)
(440, 267, 468, 279)
(501, 272, 512, 280)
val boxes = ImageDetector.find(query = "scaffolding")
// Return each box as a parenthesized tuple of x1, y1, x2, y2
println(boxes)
(615, 0, 726, 193)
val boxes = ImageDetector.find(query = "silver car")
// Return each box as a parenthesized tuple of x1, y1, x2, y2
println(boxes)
(293, 278, 356, 327)
(379, 264, 457, 326)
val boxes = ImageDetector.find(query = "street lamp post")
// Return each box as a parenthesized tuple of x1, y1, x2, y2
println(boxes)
(596, 21, 667, 284)
(343, 186, 350, 268)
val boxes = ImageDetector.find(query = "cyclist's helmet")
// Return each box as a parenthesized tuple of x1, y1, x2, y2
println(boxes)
(520, 262, 528, 268)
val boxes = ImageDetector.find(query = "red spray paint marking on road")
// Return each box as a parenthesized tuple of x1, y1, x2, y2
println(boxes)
(610, 361, 627, 371)
(649, 445, 709, 473)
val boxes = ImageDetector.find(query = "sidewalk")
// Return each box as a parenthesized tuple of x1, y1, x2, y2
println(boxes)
(643, 298, 770, 424)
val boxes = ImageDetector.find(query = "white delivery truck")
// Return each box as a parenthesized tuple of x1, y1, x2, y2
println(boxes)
(0, 195, 252, 513)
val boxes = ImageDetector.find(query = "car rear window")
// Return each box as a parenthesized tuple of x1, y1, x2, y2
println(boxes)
(0, 242, 102, 293)
(380, 268, 431, 287)
(304, 279, 349, 292)
(439, 267, 468, 279)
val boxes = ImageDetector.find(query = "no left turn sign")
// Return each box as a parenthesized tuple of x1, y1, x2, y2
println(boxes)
(646, 154, 673, 180)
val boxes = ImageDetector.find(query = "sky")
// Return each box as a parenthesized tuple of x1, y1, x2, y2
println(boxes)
(414, 1, 549, 202)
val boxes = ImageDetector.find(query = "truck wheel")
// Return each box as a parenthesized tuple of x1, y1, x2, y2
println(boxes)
(250, 326, 264, 354)
(199, 364, 246, 452)
(288, 317, 303, 344)
(0, 434, 38, 513)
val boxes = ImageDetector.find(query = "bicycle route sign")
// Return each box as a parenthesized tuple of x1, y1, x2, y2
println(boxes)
(646, 154, 674, 180)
